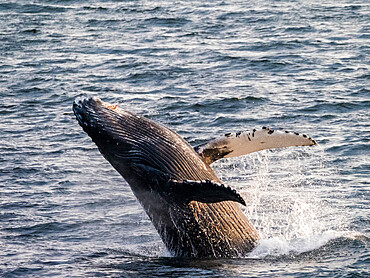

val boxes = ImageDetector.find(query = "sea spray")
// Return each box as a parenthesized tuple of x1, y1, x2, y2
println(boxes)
(213, 146, 348, 258)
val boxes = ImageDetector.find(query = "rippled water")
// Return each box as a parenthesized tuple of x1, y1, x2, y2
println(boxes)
(1, 0, 369, 277)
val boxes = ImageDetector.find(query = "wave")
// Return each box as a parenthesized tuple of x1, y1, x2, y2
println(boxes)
(248, 230, 367, 259)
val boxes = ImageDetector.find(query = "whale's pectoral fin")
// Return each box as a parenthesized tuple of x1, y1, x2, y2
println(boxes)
(163, 180, 246, 206)
(195, 127, 317, 165)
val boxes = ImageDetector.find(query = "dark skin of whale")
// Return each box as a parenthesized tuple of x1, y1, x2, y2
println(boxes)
(73, 97, 258, 258)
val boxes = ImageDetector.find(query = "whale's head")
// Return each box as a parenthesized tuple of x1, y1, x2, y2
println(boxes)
(72, 97, 213, 195)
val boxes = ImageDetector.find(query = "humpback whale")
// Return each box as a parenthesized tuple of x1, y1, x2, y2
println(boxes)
(73, 96, 317, 258)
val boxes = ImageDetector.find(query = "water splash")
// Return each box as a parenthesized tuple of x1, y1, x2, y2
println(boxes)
(214, 146, 349, 259)
(248, 230, 344, 258)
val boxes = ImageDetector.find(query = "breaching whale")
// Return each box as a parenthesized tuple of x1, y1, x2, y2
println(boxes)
(73, 96, 317, 258)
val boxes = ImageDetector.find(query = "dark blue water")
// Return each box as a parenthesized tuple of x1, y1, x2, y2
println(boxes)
(1, 0, 369, 277)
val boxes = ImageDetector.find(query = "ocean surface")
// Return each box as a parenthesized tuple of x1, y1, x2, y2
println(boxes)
(1, 0, 369, 277)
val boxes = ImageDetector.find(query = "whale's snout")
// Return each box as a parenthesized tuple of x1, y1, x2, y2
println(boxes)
(73, 96, 99, 116)
(73, 96, 89, 109)
(72, 96, 104, 131)
(73, 97, 89, 128)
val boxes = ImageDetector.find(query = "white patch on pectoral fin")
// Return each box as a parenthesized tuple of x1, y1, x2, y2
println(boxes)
(195, 127, 317, 165)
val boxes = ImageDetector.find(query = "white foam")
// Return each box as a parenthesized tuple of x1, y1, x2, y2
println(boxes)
(248, 230, 343, 258)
